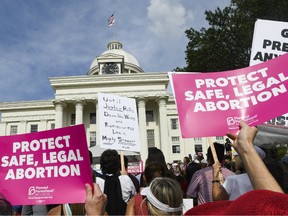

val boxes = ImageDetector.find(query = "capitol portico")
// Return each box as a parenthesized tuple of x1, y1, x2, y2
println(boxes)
(0, 41, 225, 164)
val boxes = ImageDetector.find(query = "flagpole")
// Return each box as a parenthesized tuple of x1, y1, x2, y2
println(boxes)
(113, 11, 116, 41)
(114, 17, 116, 41)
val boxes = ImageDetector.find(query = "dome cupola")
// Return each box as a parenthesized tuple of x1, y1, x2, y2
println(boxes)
(87, 41, 144, 75)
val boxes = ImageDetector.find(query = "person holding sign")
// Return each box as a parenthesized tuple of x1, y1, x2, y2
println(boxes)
(45, 122, 288, 216)
(184, 121, 288, 215)
(212, 146, 266, 201)
(85, 183, 107, 216)
(186, 143, 234, 206)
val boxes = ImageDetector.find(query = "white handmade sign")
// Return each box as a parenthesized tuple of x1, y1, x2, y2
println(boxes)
(98, 93, 141, 152)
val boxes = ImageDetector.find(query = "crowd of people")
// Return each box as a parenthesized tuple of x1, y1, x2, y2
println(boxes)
(1, 121, 288, 215)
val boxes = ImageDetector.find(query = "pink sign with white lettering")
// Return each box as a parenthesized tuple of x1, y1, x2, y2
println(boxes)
(170, 53, 288, 138)
(0, 124, 92, 205)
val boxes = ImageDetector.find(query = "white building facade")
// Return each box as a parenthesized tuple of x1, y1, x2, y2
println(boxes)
(0, 41, 226, 164)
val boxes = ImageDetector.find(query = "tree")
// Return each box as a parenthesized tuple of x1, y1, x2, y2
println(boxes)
(176, 0, 288, 72)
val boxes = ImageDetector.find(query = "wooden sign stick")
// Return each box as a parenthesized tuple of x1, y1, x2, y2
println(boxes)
(208, 138, 224, 184)
(120, 150, 126, 175)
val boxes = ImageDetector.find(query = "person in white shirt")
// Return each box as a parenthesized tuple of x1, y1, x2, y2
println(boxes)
(213, 145, 266, 201)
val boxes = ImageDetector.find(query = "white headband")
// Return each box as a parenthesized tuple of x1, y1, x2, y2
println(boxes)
(146, 186, 183, 213)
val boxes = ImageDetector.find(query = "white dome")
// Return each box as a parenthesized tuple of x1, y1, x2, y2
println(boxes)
(89, 41, 140, 69)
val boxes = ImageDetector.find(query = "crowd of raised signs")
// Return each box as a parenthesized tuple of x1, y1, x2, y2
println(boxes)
(1, 121, 288, 215)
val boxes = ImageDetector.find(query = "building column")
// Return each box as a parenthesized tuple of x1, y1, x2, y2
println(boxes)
(1, 122, 7, 136)
(156, 95, 170, 162)
(40, 119, 48, 132)
(74, 99, 86, 125)
(21, 120, 27, 134)
(53, 100, 66, 129)
(137, 97, 148, 164)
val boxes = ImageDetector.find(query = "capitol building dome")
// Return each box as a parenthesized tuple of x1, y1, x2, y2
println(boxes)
(87, 41, 144, 75)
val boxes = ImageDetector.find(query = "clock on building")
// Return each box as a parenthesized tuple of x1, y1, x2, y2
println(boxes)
(102, 62, 119, 74)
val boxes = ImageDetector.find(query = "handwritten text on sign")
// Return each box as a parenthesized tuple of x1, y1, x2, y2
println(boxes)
(98, 93, 140, 152)
(170, 53, 288, 138)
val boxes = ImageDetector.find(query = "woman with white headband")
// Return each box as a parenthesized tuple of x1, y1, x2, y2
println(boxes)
(140, 177, 183, 216)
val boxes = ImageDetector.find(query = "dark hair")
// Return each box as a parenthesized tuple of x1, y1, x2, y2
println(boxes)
(184, 156, 190, 164)
(100, 149, 126, 215)
(100, 149, 120, 175)
(0, 195, 13, 215)
(143, 162, 166, 186)
(146, 148, 167, 166)
(186, 162, 201, 182)
(207, 142, 225, 164)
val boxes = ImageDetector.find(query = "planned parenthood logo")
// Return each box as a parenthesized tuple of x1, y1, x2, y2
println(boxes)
(227, 114, 258, 130)
(28, 186, 36, 196)
(28, 185, 55, 202)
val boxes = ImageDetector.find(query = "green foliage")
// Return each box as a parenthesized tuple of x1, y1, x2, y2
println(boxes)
(277, 145, 287, 158)
(176, 0, 288, 72)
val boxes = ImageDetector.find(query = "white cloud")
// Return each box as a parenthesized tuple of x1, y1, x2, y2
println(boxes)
(0, 0, 230, 102)
(147, 0, 193, 40)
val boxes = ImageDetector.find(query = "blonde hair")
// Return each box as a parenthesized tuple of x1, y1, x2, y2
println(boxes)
(145, 177, 183, 216)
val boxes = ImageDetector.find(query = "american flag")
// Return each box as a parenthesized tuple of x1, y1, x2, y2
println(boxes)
(108, 13, 115, 27)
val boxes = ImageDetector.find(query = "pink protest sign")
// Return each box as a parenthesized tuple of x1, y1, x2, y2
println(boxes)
(170, 53, 288, 138)
(0, 124, 93, 205)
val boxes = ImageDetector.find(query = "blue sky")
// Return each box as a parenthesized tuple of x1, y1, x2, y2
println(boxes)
(0, 0, 230, 102)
